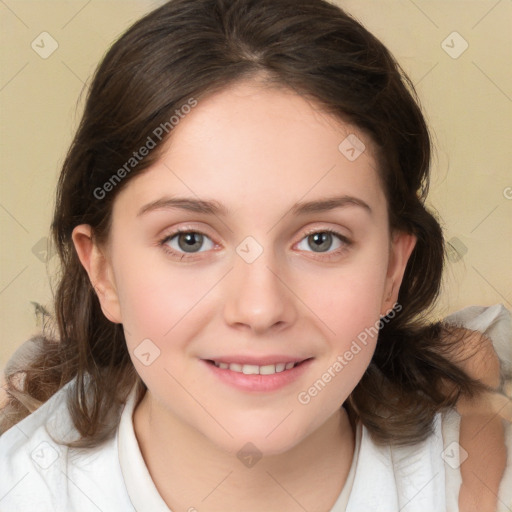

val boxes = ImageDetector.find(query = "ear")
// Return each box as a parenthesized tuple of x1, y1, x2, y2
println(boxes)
(72, 224, 122, 324)
(381, 230, 417, 315)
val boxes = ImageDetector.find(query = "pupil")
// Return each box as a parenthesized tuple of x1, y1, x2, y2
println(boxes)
(178, 233, 203, 252)
(309, 232, 332, 252)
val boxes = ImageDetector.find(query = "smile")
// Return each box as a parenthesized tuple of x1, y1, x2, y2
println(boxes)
(210, 361, 299, 375)
(203, 358, 313, 392)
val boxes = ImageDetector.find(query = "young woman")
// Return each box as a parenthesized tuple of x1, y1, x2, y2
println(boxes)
(1, 1, 510, 511)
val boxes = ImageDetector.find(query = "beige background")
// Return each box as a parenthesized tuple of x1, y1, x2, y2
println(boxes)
(1, 0, 511, 374)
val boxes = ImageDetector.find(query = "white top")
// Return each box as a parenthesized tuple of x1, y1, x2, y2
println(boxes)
(1, 304, 511, 512)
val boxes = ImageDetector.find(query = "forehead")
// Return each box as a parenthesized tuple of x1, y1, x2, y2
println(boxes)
(114, 79, 386, 222)
(167, 79, 378, 174)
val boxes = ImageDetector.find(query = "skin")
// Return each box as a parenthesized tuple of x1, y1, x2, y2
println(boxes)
(451, 329, 507, 512)
(72, 80, 506, 511)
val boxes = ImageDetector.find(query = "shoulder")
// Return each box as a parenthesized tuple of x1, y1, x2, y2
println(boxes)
(442, 304, 512, 511)
(349, 410, 512, 512)
(0, 381, 73, 511)
(347, 305, 512, 511)
(441, 304, 511, 413)
(0, 379, 131, 512)
(348, 414, 448, 511)
(441, 408, 512, 512)
(443, 303, 512, 379)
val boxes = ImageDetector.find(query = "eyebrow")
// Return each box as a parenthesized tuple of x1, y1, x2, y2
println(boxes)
(137, 195, 372, 217)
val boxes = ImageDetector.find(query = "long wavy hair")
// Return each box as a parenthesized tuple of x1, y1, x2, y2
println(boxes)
(1, 0, 483, 447)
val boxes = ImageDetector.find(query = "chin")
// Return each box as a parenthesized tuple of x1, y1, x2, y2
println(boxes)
(204, 414, 311, 458)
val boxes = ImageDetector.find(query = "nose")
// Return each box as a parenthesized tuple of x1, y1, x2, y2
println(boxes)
(223, 248, 298, 336)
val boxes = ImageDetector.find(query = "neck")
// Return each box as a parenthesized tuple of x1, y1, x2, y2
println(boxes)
(133, 392, 355, 512)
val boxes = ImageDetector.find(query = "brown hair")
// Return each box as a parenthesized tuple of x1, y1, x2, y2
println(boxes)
(1, 0, 483, 447)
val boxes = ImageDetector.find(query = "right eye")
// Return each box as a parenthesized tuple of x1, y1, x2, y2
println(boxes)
(161, 229, 216, 257)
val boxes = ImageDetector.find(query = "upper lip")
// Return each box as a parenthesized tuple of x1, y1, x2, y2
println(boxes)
(202, 355, 313, 366)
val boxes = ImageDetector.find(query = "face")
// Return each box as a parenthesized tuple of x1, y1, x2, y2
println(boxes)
(75, 80, 415, 456)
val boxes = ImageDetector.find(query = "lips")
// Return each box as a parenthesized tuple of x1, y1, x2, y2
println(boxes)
(203, 356, 313, 392)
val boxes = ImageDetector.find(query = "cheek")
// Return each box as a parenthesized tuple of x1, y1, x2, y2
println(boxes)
(111, 258, 239, 405)
(295, 244, 389, 397)
(112, 262, 213, 395)
(309, 279, 381, 391)
(111, 253, 213, 350)
(294, 281, 385, 434)
(303, 249, 389, 340)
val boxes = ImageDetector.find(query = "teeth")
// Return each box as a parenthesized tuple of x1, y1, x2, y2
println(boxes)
(212, 361, 299, 374)
(242, 364, 259, 375)
(259, 364, 277, 375)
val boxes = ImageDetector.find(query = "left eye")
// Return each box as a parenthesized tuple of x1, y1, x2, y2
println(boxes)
(296, 231, 347, 253)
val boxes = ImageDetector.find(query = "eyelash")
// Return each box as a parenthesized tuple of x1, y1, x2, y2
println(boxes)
(159, 227, 352, 261)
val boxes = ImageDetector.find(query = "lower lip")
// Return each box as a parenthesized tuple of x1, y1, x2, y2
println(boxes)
(202, 359, 313, 392)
